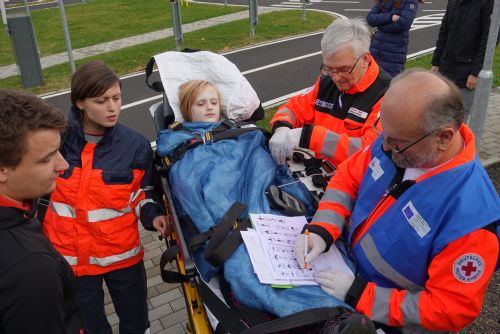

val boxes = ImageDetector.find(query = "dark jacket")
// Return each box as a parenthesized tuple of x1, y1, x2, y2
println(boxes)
(0, 202, 81, 334)
(431, 0, 493, 88)
(367, 0, 419, 77)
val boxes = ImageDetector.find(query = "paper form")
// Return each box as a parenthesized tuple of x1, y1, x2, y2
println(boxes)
(242, 214, 354, 286)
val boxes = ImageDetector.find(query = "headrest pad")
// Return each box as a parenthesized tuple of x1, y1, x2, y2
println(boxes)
(154, 51, 261, 122)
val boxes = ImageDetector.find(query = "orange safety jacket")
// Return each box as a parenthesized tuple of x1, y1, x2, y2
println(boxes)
(305, 125, 500, 332)
(270, 55, 391, 166)
(43, 109, 163, 276)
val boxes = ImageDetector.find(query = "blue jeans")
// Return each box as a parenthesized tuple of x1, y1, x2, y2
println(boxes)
(75, 261, 149, 334)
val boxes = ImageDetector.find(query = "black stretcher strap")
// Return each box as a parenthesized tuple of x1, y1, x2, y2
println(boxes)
(159, 243, 189, 283)
(203, 202, 250, 267)
(239, 307, 346, 334)
(198, 277, 251, 334)
(163, 122, 259, 170)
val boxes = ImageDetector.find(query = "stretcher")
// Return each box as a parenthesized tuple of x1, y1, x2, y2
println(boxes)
(144, 50, 358, 334)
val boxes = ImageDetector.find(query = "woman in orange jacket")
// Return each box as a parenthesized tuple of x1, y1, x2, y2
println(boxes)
(43, 61, 171, 334)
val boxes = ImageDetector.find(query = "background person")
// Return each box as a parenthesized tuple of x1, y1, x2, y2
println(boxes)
(0, 89, 81, 333)
(269, 17, 391, 167)
(367, 0, 423, 77)
(431, 0, 494, 120)
(295, 69, 500, 333)
(42, 61, 171, 334)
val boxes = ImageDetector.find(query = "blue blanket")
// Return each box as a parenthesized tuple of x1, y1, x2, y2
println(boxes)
(156, 122, 352, 316)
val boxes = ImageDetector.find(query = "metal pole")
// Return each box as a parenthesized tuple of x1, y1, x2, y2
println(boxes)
(469, 0, 500, 149)
(170, 0, 183, 51)
(249, 0, 257, 38)
(57, 0, 76, 74)
(301, 0, 306, 21)
(22, 0, 32, 17)
(0, 0, 8, 36)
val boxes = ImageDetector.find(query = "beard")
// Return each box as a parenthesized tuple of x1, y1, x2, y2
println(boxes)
(391, 146, 440, 169)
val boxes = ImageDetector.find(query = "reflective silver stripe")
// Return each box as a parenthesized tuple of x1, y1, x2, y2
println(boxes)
(276, 108, 297, 125)
(320, 131, 340, 158)
(130, 189, 144, 203)
(371, 286, 391, 323)
(87, 207, 131, 223)
(347, 137, 362, 157)
(50, 202, 76, 218)
(360, 234, 422, 292)
(401, 291, 422, 326)
(89, 245, 141, 267)
(311, 209, 345, 230)
(321, 189, 354, 213)
(63, 255, 78, 266)
(134, 198, 155, 217)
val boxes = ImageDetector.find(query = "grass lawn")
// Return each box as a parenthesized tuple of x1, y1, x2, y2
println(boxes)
(0, 10, 334, 94)
(0, 0, 245, 66)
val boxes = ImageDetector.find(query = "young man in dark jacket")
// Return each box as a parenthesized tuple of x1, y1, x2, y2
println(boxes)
(431, 0, 494, 119)
(0, 89, 81, 333)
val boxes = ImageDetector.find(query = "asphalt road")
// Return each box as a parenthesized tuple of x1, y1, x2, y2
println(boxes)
(42, 0, 446, 142)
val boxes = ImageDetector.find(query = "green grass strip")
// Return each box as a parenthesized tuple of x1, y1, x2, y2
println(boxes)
(0, 10, 333, 95)
(0, 0, 245, 65)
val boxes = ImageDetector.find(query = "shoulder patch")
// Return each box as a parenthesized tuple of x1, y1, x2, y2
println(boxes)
(453, 253, 485, 283)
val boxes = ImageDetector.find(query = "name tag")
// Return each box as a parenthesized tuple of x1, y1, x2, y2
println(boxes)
(402, 201, 431, 238)
(369, 157, 384, 181)
(347, 107, 368, 119)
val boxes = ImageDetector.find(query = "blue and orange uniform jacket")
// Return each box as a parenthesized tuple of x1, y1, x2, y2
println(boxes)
(305, 125, 500, 332)
(43, 108, 162, 276)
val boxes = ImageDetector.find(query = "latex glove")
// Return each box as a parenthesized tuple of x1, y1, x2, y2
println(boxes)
(270, 127, 290, 165)
(314, 270, 355, 301)
(269, 127, 303, 165)
(294, 232, 326, 269)
(153, 215, 173, 238)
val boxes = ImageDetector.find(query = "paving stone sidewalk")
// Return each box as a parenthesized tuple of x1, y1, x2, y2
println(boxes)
(107, 90, 500, 334)
(0, 7, 283, 80)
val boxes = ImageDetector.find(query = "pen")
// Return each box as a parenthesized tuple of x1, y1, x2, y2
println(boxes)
(304, 229, 310, 270)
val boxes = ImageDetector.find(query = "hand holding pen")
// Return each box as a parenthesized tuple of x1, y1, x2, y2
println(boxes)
(294, 228, 327, 269)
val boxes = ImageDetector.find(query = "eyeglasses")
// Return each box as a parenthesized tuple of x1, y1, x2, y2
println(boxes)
(321, 55, 362, 76)
(371, 118, 434, 154)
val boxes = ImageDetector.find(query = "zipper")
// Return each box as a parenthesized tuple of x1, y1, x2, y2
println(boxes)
(350, 183, 399, 247)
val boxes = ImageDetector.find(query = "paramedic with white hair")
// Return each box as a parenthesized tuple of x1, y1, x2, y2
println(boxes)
(269, 17, 391, 166)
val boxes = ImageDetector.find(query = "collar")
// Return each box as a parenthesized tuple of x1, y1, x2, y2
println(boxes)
(345, 54, 380, 95)
(418, 124, 476, 182)
(69, 107, 116, 143)
(0, 193, 32, 211)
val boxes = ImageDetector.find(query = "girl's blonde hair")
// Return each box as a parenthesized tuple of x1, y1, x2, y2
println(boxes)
(178, 80, 223, 121)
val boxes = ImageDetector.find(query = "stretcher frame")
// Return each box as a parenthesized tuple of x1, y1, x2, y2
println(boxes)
(147, 51, 336, 333)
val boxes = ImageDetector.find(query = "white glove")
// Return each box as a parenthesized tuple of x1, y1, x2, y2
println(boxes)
(294, 232, 326, 269)
(314, 270, 355, 301)
(269, 127, 303, 165)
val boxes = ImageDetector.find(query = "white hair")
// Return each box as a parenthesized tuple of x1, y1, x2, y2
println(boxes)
(321, 17, 371, 58)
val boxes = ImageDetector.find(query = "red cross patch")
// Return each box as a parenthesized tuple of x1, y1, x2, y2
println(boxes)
(453, 253, 484, 283)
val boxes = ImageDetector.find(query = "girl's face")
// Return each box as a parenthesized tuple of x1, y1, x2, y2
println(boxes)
(190, 85, 221, 122)
(77, 82, 121, 134)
